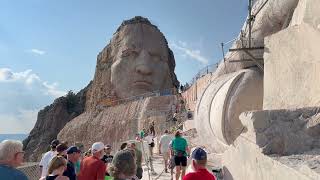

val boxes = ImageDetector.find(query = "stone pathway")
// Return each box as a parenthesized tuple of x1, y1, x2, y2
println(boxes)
(141, 153, 173, 180)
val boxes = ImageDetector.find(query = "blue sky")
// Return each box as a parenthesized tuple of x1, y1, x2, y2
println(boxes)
(0, 0, 248, 133)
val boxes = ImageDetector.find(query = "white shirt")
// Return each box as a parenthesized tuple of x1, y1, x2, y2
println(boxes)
(159, 134, 173, 153)
(39, 151, 56, 177)
(145, 135, 154, 144)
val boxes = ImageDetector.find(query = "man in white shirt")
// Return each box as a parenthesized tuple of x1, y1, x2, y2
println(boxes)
(159, 130, 173, 173)
(39, 139, 59, 177)
(144, 132, 155, 174)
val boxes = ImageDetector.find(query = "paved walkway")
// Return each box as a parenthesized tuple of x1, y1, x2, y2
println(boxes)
(142, 153, 173, 180)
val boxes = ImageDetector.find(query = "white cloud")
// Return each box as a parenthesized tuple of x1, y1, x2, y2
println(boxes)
(42, 81, 66, 98)
(0, 109, 38, 134)
(0, 68, 66, 97)
(26, 48, 46, 55)
(170, 41, 209, 65)
(0, 68, 67, 133)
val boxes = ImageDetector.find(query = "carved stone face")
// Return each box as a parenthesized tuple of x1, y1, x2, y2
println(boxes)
(110, 24, 172, 99)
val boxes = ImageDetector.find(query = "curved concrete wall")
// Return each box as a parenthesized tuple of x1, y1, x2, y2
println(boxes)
(195, 68, 263, 154)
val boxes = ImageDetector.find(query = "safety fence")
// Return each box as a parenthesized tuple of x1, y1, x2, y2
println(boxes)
(97, 88, 178, 108)
(185, 63, 218, 90)
(17, 162, 39, 180)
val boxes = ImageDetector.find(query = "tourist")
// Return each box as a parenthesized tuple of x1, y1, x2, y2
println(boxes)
(129, 142, 143, 179)
(183, 147, 216, 180)
(84, 148, 91, 157)
(149, 121, 155, 136)
(40, 139, 60, 177)
(171, 131, 189, 180)
(144, 132, 155, 174)
(139, 129, 146, 139)
(78, 142, 106, 180)
(74, 142, 85, 175)
(120, 142, 127, 150)
(55, 143, 69, 158)
(63, 146, 81, 180)
(144, 132, 155, 157)
(159, 130, 173, 173)
(125, 148, 139, 180)
(101, 144, 113, 176)
(0, 140, 28, 180)
(41, 156, 69, 180)
(101, 144, 113, 164)
(108, 150, 136, 180)
(172, 112, 177, 123)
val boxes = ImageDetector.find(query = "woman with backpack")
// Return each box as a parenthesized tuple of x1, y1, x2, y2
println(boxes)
(171, 131, 189, 180)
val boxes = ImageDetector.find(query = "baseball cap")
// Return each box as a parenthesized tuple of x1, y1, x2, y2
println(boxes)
(51, 139, 60, 147)
(92, 142, 105, 153)
(191, 147, 207, 161)
(67, 146, 81, 154)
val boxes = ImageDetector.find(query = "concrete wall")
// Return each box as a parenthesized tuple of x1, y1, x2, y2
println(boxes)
(182, 73, 215, 111)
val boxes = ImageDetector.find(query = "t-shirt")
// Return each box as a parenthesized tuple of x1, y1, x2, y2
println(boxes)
(171, 136, 188, 156)
(183, 169, 216, 180)
(159, 134, 173, 153)
(63, 160, 76, 180)
(139, 131, 145, 138)
(144, 135, 154, 145)
(39, 150, 56, 177)
(101, 154, 113, 163)
(78, 156, 106, 180)
(0, 164, 28, 180)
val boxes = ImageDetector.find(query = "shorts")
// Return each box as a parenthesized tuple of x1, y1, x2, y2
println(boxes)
(136, 167, 143, 179)
(162, 151, 169, 161)
(174, 155, 187, 167)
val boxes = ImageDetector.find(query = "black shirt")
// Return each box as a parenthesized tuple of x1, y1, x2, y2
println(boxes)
(46, 175, 58, 180)
(63, 160, 76, 180)
(101, 154, 113, 163)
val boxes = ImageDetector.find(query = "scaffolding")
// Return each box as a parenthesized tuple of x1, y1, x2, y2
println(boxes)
(220, 0, 270, 72)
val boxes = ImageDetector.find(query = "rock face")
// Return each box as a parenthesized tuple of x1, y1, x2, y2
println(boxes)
(23, 83, 91, 161)
(86, 16, 179, 110)
(58, 95, 177, 151)
(24, 16, 179, 160)
(222, 108, 320, 180)
(58, 17, 179, 151)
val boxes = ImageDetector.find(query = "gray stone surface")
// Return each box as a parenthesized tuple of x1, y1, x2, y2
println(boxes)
(263, 23, 320, 109)
(240, 107, 320, 156)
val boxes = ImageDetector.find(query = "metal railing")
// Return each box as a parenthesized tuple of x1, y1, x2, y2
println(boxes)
(184, 63, 219, 90)
(97, 88, 178, 108)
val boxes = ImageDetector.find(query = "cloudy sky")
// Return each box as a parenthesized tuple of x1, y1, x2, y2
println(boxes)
(0, 0, 248, 134)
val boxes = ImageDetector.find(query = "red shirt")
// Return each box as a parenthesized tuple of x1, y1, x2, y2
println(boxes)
(78, 156, 106, 180)
(183, 168, 216, 180)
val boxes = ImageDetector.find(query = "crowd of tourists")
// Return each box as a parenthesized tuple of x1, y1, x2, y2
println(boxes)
(0, 127, 216, 180)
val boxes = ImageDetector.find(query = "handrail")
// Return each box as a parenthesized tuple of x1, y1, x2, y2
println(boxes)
(97, 88, 178, 108)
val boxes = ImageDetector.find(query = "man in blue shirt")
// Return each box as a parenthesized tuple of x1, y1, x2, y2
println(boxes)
(63, 146, 81, 180)
(0, 140, 28, 180)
